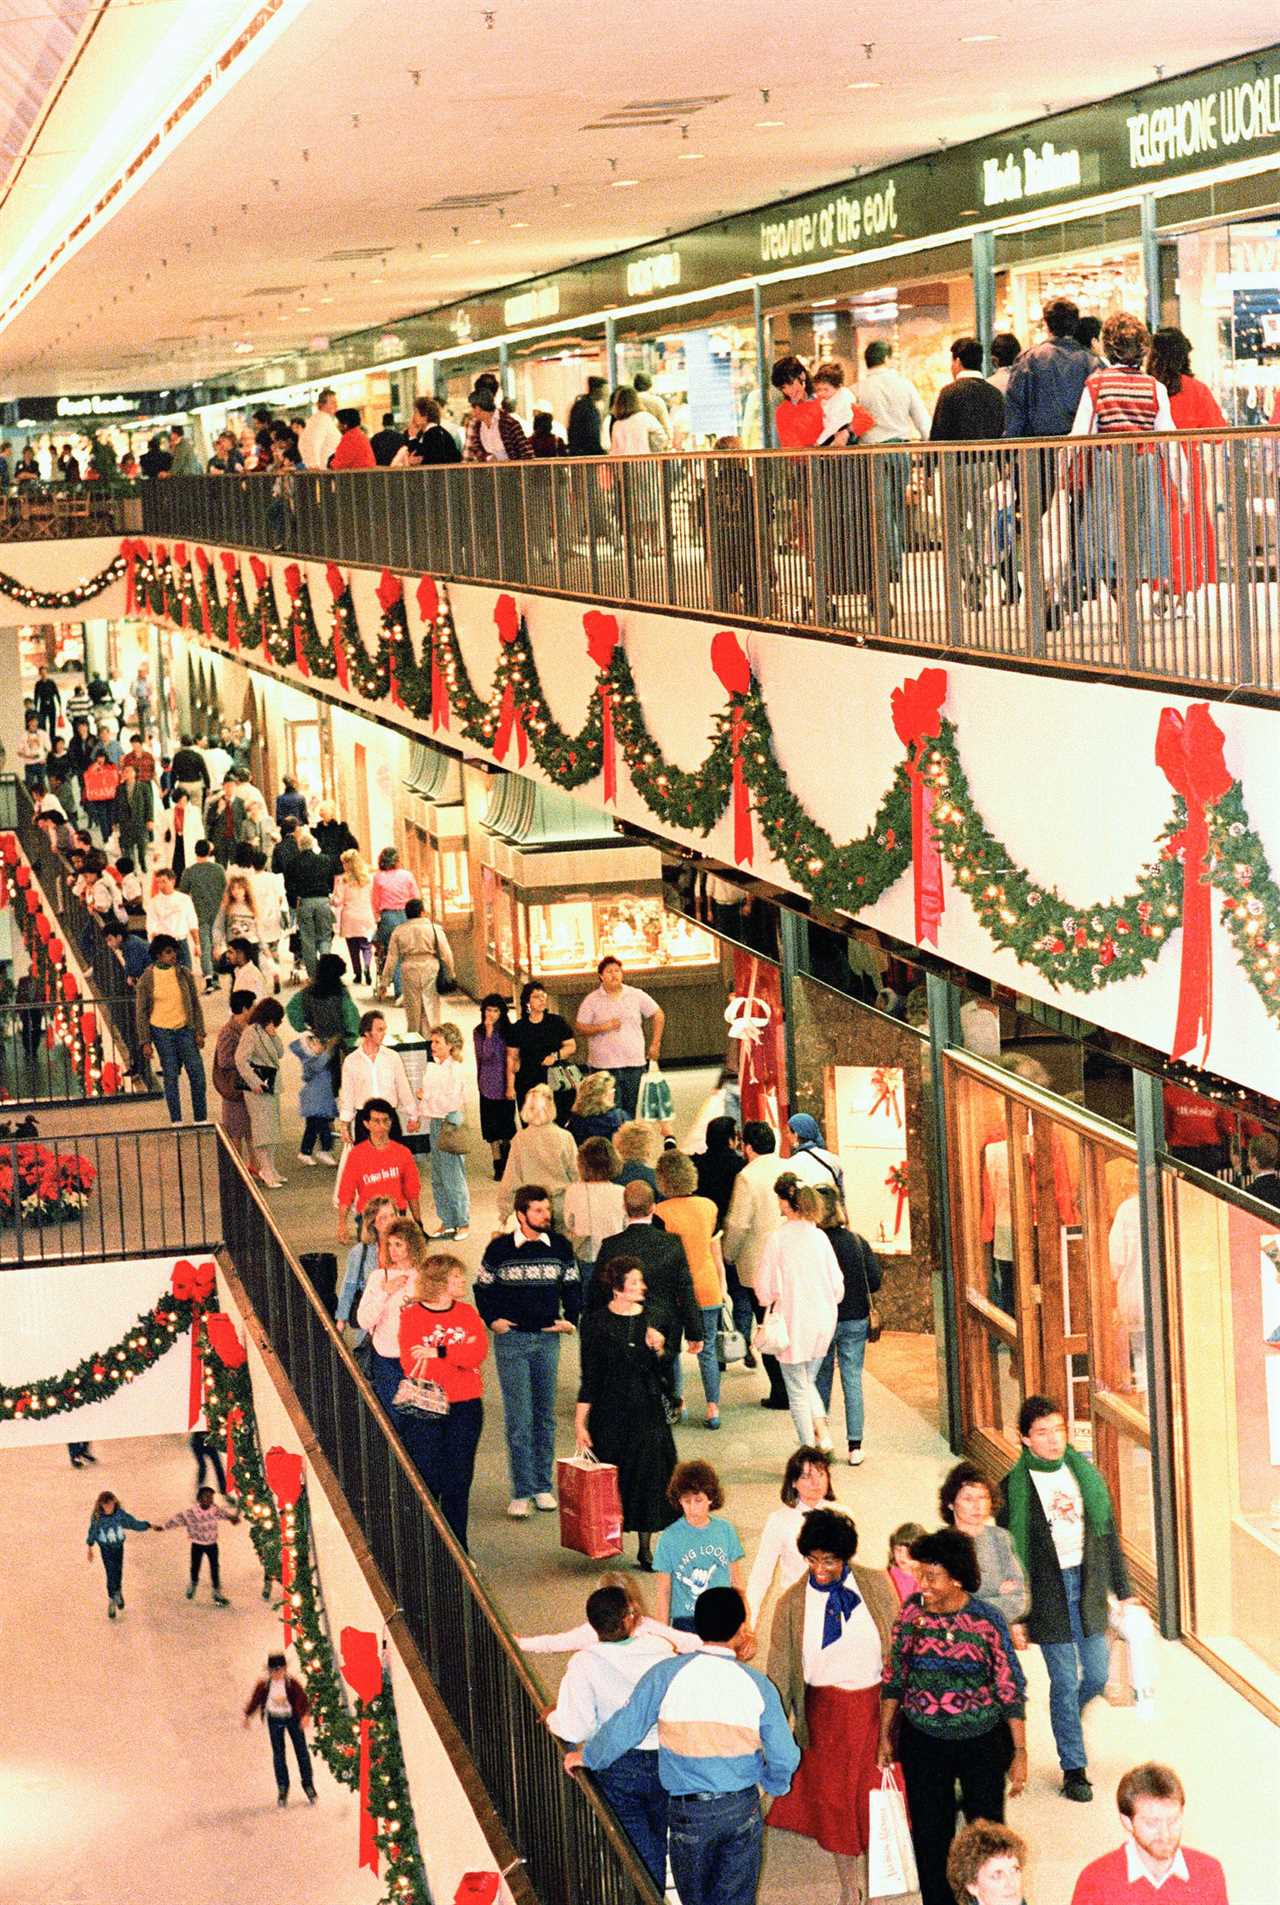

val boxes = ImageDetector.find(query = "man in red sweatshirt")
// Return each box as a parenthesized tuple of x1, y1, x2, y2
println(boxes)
(1071, 1763, 1228, 1905)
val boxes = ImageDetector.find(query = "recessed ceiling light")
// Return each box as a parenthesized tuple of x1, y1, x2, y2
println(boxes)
(847, 80, 881, 90)
(679, 151, 706, 160)
(369, 276, 384, 284)
(510, 220, 528, 228)
(960, 32, 997, 40)
(233, 340, 254, 353)
(319, 295, 334, 303)
(296, 305, 312, 313)
(430, 251, 449, 258)
(611, 177, 639, 188)
(755, 119, 784, 129)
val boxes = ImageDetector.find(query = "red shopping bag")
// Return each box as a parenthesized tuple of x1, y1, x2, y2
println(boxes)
(556, 1453, 623, 1560)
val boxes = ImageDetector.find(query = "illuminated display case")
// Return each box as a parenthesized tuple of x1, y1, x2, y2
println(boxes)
(526, 891, 717, 977)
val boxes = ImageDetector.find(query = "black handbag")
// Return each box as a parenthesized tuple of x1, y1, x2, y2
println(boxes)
(249, 1061, 278, 1093)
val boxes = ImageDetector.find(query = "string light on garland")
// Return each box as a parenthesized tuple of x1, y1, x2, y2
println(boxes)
(0, 551, 128, 610)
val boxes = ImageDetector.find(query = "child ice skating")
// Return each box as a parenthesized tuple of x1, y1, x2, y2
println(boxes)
(161, 1484, 241, 1605)
(85, 1490, 154, 1618)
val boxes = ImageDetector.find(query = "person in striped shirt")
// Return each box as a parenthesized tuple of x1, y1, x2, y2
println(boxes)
(160, 1485, 241, 1606)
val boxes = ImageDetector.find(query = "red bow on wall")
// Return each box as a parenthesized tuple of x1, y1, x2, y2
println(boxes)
(493, 594, 526, 765)
(340, 1627, 384, 1875)
(325, 563, 350, 690)
(377, 571, 405, 706)
(710, 630, 753, 865)
(418, 577, 448, 730)
(283, 564, 307, 676)
(170, 1257, 216, 1428)
(219, 551, 241, 649)
(265, 1447, 305, 1645)
(584, 611, 621, 802)
(1155, 703, 1233, 1064)
(890, 668, 948, 946)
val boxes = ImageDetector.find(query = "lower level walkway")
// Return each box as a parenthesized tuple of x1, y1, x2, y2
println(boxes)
(1, 1432, 371, 1905)
(29, 982, 1280, 1904)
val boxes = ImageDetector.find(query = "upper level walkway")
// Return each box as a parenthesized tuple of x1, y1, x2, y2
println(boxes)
(139, 435, 1280, 699)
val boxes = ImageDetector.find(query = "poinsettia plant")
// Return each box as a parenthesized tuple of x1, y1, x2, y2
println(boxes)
(0, 1142, 97, 1224)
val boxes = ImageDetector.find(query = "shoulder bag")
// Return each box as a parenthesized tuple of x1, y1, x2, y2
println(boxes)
(756, 1304, 790, 1357)
(434, 1113, 468, 1155)
(859, 1237, 883, 1343)
(431, 921, 458, 996)
(716, 1299, 747, 1365)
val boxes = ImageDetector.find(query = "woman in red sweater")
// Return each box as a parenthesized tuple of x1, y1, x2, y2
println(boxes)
(396, 1252, 488, 1549)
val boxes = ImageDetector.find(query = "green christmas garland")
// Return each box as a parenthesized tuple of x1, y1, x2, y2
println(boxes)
(139, 545, 1280, 1028)
(0, 551, 128, 610)
(0, 1290, 206, 1420)
(204, 1334, 428, 1904)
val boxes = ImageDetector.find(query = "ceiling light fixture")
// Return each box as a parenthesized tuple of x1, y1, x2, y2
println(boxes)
(510, 220, 528, 228)
(960, 32, 997, 41)
(755, 119, 784, 128)
(611, 177, 639, 187)
(679, 151, 705, 160)
(847, 79, 881, 90)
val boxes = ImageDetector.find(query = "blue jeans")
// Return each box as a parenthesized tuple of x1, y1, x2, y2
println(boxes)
(370, 1349, 403, 1415)
(725, 1264, 755, 1343)
(667, 1786, 762, 1905)
(377, 908, 407, 997)
(779, 1356, 826, 1445)
(492, 1330, 560, 1500)
(816, 1317, 870, 1445)
(150, 1021, 207, 1123)
(296, 895, 334, 981)
(429, 1118, 470, 1230)
(196, 914, 216, 981)
(595, 1749, 668, 1890)
(267, 1712, 314, 1797)
(609, 1064, 645, 1118)
(398, 1397, 483, 1550)
(672, 1305, 723, 1409)
(1040, 1565, 1111, 1773)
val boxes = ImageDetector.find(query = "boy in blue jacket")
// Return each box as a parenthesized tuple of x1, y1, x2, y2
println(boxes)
(289, 1031, 338, 1165)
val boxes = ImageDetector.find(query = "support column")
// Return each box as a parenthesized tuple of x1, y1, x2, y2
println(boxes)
(1140, 195, 1161, 335)
(926, 971, 964, 1449)
(1132, 1067, 1181, 1640)
(753, 282, 771, 449)
(777, 908, 808, 1113)
(604, 315, 618, 393)
(971, 231, 995, 374)
(498, 340, 512, 405)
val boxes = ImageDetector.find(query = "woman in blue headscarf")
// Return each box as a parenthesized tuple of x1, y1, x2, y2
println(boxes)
(787, 1113, 845, 1197)
(767, 1508, 899, 1905)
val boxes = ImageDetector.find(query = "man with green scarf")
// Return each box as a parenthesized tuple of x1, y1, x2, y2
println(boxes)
(1000, 1395, 1135, 1805)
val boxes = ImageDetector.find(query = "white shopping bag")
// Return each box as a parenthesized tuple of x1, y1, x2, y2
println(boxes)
(867, 1766, 919, 1900)
(1109, 1597, 1158, 1711)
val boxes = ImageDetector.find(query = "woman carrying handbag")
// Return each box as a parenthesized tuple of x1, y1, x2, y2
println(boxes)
(235, 997, 287, 1187)
(812, 1184, 884, 1468)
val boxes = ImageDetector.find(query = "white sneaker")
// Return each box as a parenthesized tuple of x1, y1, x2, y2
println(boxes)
(452, 1227, 470, 1240)
(296, 1152, 316, 1167)
(848, 1445, 865, 1467)
(319, 1150, 339, 1168)
(260, 1176, 286, 1190)
(507, 1498, 531, 1519)
(533, 1492, 557, 1512)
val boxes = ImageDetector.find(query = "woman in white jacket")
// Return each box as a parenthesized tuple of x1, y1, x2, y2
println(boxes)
(753, 1174, 842, 1450)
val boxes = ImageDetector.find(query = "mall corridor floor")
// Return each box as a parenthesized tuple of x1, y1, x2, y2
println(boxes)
(31, 982, 1280, 1905)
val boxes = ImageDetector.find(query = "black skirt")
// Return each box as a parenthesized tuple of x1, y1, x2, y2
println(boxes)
(479, 1094, 517, 1143)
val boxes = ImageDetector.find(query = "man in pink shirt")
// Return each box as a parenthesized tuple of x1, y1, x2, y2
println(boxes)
(1071, 1763, 1228, 1905)
(574, 955, 664, 1117)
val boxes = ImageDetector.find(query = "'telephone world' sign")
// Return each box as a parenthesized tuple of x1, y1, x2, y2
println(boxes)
(1128, 71, 1280, 170)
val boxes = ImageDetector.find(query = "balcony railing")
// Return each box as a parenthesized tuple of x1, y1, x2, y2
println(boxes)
(141, 433, 1280, 696)
(0, 1121, 221, 1264)
(0, 481, 140, 542)
(217, 1133, 659, 1905)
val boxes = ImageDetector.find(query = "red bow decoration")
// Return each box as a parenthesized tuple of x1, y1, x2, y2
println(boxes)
(710, 630, 754, 865)
(34, 910, 50, 940)
(340, 1627, 384, 1874)
(885, 1160, 908, 1235)
(0, 834, 17, 864)
(324, 564, 349, 690)
(224, 1405, 244, 1497)
(194, 548, 213, 635)
(869, 1066, 903, 1126)
(455, 1878, 501, 1905)
(121, 537, 143, 613)
(585, 611, 622, 803)
(1154, 703, 1233, 1064)
(890, 668, 949, 946)
(249, 553, 268, 590)
(204, 1310, 247, 1368)
(265, 1446, 305, 1644)
(492, 594, 526, 760)
(154, 543, 169, 616)
(101, 1061, 121, 1095)
(170, 1258, 216, 1428)
(60, 971, 79, 1002)
(494, 593, 519, 644)
(47, 935, 64, 965)
(377, 571, 405, 706)
(282, 565, 308, 675)
(283, 562, 301, 600)
(219, 550, 241, 649)
(14, 862, 30, 887)
(418, 577, 448, 731)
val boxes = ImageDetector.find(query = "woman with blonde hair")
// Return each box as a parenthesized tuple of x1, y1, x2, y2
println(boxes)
(614, 1119, 661, 1191)
(333, 847, 376, 986)
(497, 1083, 578, 1223)
(418, 1022, 470, 1239)
(396, 1251, 488, 1547)
(654, 1149, 724, 1429)
(755, 1174, 843, 1450)
(567, 1070, 625, 1144)
(355, 1215, 428, 1412)
(336, 1193, 398, 1349)
(563, 1136, 626, 1268)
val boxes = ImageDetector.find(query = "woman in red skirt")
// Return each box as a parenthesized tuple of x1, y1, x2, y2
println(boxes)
(767, 1508, 900, 1905)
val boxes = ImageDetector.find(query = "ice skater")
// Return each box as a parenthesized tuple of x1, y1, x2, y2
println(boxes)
(160, 1484, 241, 1605)
(243, 1653, 318, 1807)
(85, 1490, 155, 1619)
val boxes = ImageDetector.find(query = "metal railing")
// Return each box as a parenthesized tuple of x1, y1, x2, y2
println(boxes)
(0, 1120, 221, 1264)
(6, 776, 158, 1095)
(141, 432, 1280, 695)
(0, 481, 140, 542)
(216, 1135, 660, 1905)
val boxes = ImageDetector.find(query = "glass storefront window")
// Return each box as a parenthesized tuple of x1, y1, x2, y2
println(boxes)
(1167, 1171, 1280, 1707)
(1169, 221, 1280, 425)
(771, 269, 977, 416)
(993, 243, 1143, 353)
(526, 889, 718, 976)
(945, 1053, 1155, 1581)
(616, 320, 761, 447)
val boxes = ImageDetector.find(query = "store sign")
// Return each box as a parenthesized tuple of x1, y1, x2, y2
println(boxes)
(758, 178, 899, 263)
(982, 141, 1084, 207)
(1127, 71, 1280, 170)
(55, 393, 134, 417)
(503, 284, 560, 326)
(626, 250, 682, 296)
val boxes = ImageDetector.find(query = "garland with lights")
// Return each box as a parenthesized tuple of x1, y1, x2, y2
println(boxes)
(0, 548, 128, 610)
(137, 547, 1280, 1043)
(0, 1285, 205, 1421)
(203, 1326, 428, 1902)
(1, 835, 119, 1098)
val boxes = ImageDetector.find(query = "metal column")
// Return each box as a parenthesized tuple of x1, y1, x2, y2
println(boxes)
(498, 340, 512, 404)
(604, 315, 618, 392)
(1140, 195, 1161, 335)
(753, 282, 772, 448)
(971, 231, 995, 374)
(1132, 1068, 1182, 1640)
(926, 972, 964, 1449)
(777, 908, 808, 1112)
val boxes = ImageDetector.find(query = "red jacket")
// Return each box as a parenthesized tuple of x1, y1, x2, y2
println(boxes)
(245, 1674, 309, 1721)
(398, 1299, 488, 1403)
(331, 429, 376, 470)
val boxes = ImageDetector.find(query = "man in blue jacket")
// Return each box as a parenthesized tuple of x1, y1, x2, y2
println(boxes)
(1003, 298, 1097, 439)
(565, 1586, 799, 1905)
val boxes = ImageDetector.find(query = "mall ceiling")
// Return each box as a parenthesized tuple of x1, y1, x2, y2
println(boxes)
(0, 0, 1277, 396)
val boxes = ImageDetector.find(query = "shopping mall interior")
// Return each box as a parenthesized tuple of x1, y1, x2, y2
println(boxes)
(1, 6, 1279, 1905)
